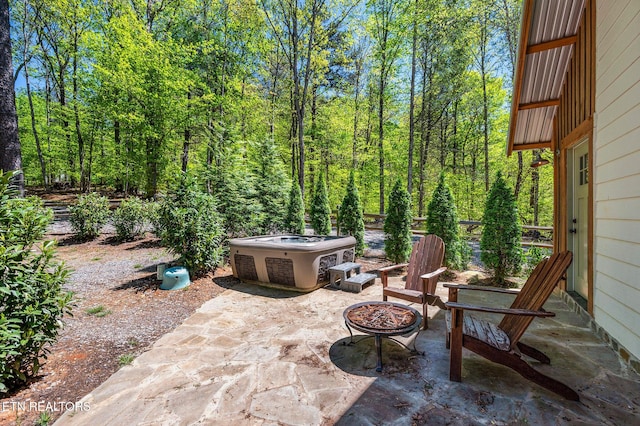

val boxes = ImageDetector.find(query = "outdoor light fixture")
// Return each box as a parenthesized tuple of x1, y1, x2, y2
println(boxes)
(530, 150, 550, 168)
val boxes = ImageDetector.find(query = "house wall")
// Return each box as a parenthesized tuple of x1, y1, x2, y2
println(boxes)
(594, 0, 640, 360)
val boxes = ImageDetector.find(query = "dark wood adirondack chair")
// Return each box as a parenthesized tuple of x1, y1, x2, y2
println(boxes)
(381, 234, 447, 329)
(444, 251, 579, 401)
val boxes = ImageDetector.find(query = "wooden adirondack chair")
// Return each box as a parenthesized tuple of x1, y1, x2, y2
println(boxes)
(444, 251, 579, 401)
(381, 234, 447, 329)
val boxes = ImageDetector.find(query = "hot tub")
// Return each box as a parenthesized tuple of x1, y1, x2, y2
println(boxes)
(229, 235, 357, 292)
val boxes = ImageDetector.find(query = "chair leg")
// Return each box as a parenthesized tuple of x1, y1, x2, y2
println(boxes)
(422, 302, 428, 329)
(449, 308, 463, 382)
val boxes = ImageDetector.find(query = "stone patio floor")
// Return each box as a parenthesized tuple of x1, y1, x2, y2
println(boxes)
(55, 278, 640, 425)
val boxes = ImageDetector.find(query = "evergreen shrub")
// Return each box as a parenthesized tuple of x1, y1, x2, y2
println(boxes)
(211, 167, 264, 238)
(339, 171, 365, 256)
(426, 173, 470, 269)
(253, 138, 288, 234)
(68, 192, 110, 240)
(310, 174, 331, 235)
(155, 174, 225, 275)
(285, 181, 305, 235)
(0, 171, 72, 393)
(384, 179, 413, 263)
(480, 171, 523, 284)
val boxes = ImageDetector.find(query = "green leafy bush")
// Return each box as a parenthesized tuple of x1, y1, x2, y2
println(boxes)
(310, 173, 331, 235)
(285, 181, 305, 235)
(523, 246, 551, 275)
(155, 174, 225, 276)
(0, 171, 72, 393)
(481, 171, 523, 284)
(68, 192, 110, 240)
(384, 179, 413, 264)
(426, 173, 470, 269)
(112, 197, 149, 241)
(339, 171, 365, 256)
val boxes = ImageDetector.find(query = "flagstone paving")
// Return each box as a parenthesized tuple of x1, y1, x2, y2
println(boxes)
(55, 280, 640, 425)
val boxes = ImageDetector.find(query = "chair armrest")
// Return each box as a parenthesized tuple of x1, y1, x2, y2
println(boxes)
(445, 301, 555, 317)
(379, 263, 409, 273)
(442, 283, 521, 295)
(420, 266, 447, 281)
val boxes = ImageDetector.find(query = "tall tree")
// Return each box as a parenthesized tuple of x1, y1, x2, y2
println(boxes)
(0, 0, 24, 194)
(407, 0, 418, 196)
(496, 0, 525, 199)
(474, 0, 495, 192)
(370, 0, 404, 214)
(260, 0, 327, 198)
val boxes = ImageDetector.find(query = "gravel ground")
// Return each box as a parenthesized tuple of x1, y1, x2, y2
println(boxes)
(0, 221, 231, 426)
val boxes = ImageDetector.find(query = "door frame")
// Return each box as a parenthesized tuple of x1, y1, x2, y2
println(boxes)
(567, 138, 589, 299)
(555, 117, 594, 314)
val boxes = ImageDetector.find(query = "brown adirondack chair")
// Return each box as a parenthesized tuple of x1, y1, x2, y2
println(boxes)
(444, 251, 579, 401)
(381, 234, 447, 329)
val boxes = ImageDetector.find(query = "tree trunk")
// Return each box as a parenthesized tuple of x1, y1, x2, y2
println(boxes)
(145, 137, 159, 197)
(21, 1, 46, 188)
(352, 56, 362, 169)
(72, 31, 86, 192)
(407, 0, 418, 196)
(378, 66, 385, 214)
(182, 92, 191, 172)
(514, 151, 524, 198)
(24, 55, 47, 189)
(0, 0, 23, 194)
(530, 150, 540, 226)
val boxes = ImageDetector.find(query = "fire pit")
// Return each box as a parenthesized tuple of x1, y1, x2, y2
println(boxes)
(343, 301, 423, 372)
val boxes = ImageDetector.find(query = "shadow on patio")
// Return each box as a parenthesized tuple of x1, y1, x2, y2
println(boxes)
(55, 278, 640, 425)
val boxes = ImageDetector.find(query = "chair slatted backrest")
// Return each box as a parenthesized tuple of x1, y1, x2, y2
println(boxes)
(499, 251, 573, 349)
(405, 235, 445, 294)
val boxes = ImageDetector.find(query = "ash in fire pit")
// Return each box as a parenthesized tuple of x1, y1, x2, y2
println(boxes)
(346, 303, 418, 332)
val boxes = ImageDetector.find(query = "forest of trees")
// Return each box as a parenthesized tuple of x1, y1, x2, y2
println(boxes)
(9, 0, 553, 226)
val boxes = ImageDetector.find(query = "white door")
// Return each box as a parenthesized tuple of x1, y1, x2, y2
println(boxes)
(568, 140, 589, 299)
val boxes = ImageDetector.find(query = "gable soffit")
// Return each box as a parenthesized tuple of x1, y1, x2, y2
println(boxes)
(507, 0, 586, 155)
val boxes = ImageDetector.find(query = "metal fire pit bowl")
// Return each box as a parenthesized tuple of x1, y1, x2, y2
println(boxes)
(343, 301, 424, 372)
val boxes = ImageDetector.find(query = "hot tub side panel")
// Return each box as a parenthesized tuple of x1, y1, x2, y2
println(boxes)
(229, 237, 356, 291)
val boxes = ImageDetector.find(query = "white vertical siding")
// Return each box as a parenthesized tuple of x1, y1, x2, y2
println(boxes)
(594, 0, 640, 359)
